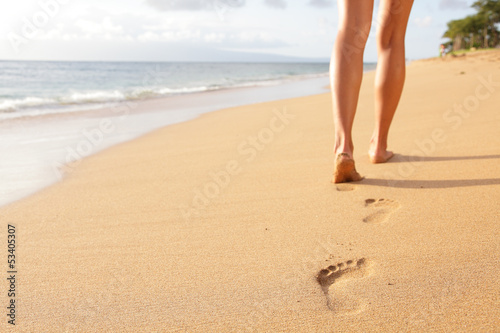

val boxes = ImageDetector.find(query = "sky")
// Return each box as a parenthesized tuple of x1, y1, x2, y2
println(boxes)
(0, 0, 479, 62)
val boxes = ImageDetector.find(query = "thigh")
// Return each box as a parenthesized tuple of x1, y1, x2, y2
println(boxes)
(337, 0, 374, 34)
(377, 0, 414, 32)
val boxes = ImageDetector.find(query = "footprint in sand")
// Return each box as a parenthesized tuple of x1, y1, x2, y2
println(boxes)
(363, 198, 400, 224)
(317, 258, 372, 314)
(336, 184, 355, 192)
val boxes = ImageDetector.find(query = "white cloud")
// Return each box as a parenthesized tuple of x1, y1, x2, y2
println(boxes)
(204, 32, 226, 43)
(136, 27, 285, 48)
(144, 0, 246, 11)
(137, 31, 161, 42)
(145, 0, 209, 11)
(238, 31, 271, 42)
(75, 17, 123, 36)
(138, 29, 204, 43)
(309, 0, 333, 8)
(75, 19, 103, 34)
(101, 17, 123, 34)
(144, 0, 335, 12)
(0, 0, 465, 62)
(264, 0, 287, 9)
(439, 0, 468, 10)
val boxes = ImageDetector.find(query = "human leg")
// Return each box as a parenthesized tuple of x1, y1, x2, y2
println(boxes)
(369, 0, 414, 163)
(331, 0, 374, 182)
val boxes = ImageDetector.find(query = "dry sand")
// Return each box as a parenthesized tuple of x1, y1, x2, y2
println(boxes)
(1, 50, 500, 332)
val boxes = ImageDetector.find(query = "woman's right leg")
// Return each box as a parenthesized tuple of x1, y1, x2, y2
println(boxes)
(369, 0, 414, 163)
(331, 0, 374, 183)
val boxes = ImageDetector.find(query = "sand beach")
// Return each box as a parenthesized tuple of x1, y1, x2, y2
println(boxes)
(1, 50, 499, 332)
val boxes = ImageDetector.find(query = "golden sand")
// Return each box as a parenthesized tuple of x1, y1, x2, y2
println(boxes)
(1, 50, 499, 332)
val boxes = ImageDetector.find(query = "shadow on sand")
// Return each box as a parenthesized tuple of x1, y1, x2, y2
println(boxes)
(361, 177, 500, 189)
(358, 153, 500, 188)
(387, 154, 500, 163)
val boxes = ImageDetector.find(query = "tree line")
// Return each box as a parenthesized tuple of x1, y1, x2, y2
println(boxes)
(443, 0, 500, 51)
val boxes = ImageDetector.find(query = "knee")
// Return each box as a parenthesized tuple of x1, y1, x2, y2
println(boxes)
(376, 24, 405, 50)
(337, 25, 371, 54)
(376, 5, 410, 50)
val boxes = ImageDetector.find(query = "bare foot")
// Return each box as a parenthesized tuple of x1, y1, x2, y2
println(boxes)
(332, 153, 363, 183)
(368, 148, 394, 164)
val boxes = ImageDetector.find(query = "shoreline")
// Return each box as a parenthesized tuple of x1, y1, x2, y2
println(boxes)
(1, 57, 364, 123)
(1, 50, 499, 331)
(0, 62, 379, 123)
(0, 75, 330, 208)
(0, 71, 332, 122)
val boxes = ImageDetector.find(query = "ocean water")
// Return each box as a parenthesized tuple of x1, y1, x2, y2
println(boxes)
(0, 61, 376, 207)
(0, 61, 339, 120)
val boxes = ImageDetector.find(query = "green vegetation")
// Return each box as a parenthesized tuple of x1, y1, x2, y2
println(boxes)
(443, 0, 500, 51)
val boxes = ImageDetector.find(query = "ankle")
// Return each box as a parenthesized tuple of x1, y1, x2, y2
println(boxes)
(369, 136, 387, 152)
(335, 149, 354, 159)
(334, 140, 354, 158)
